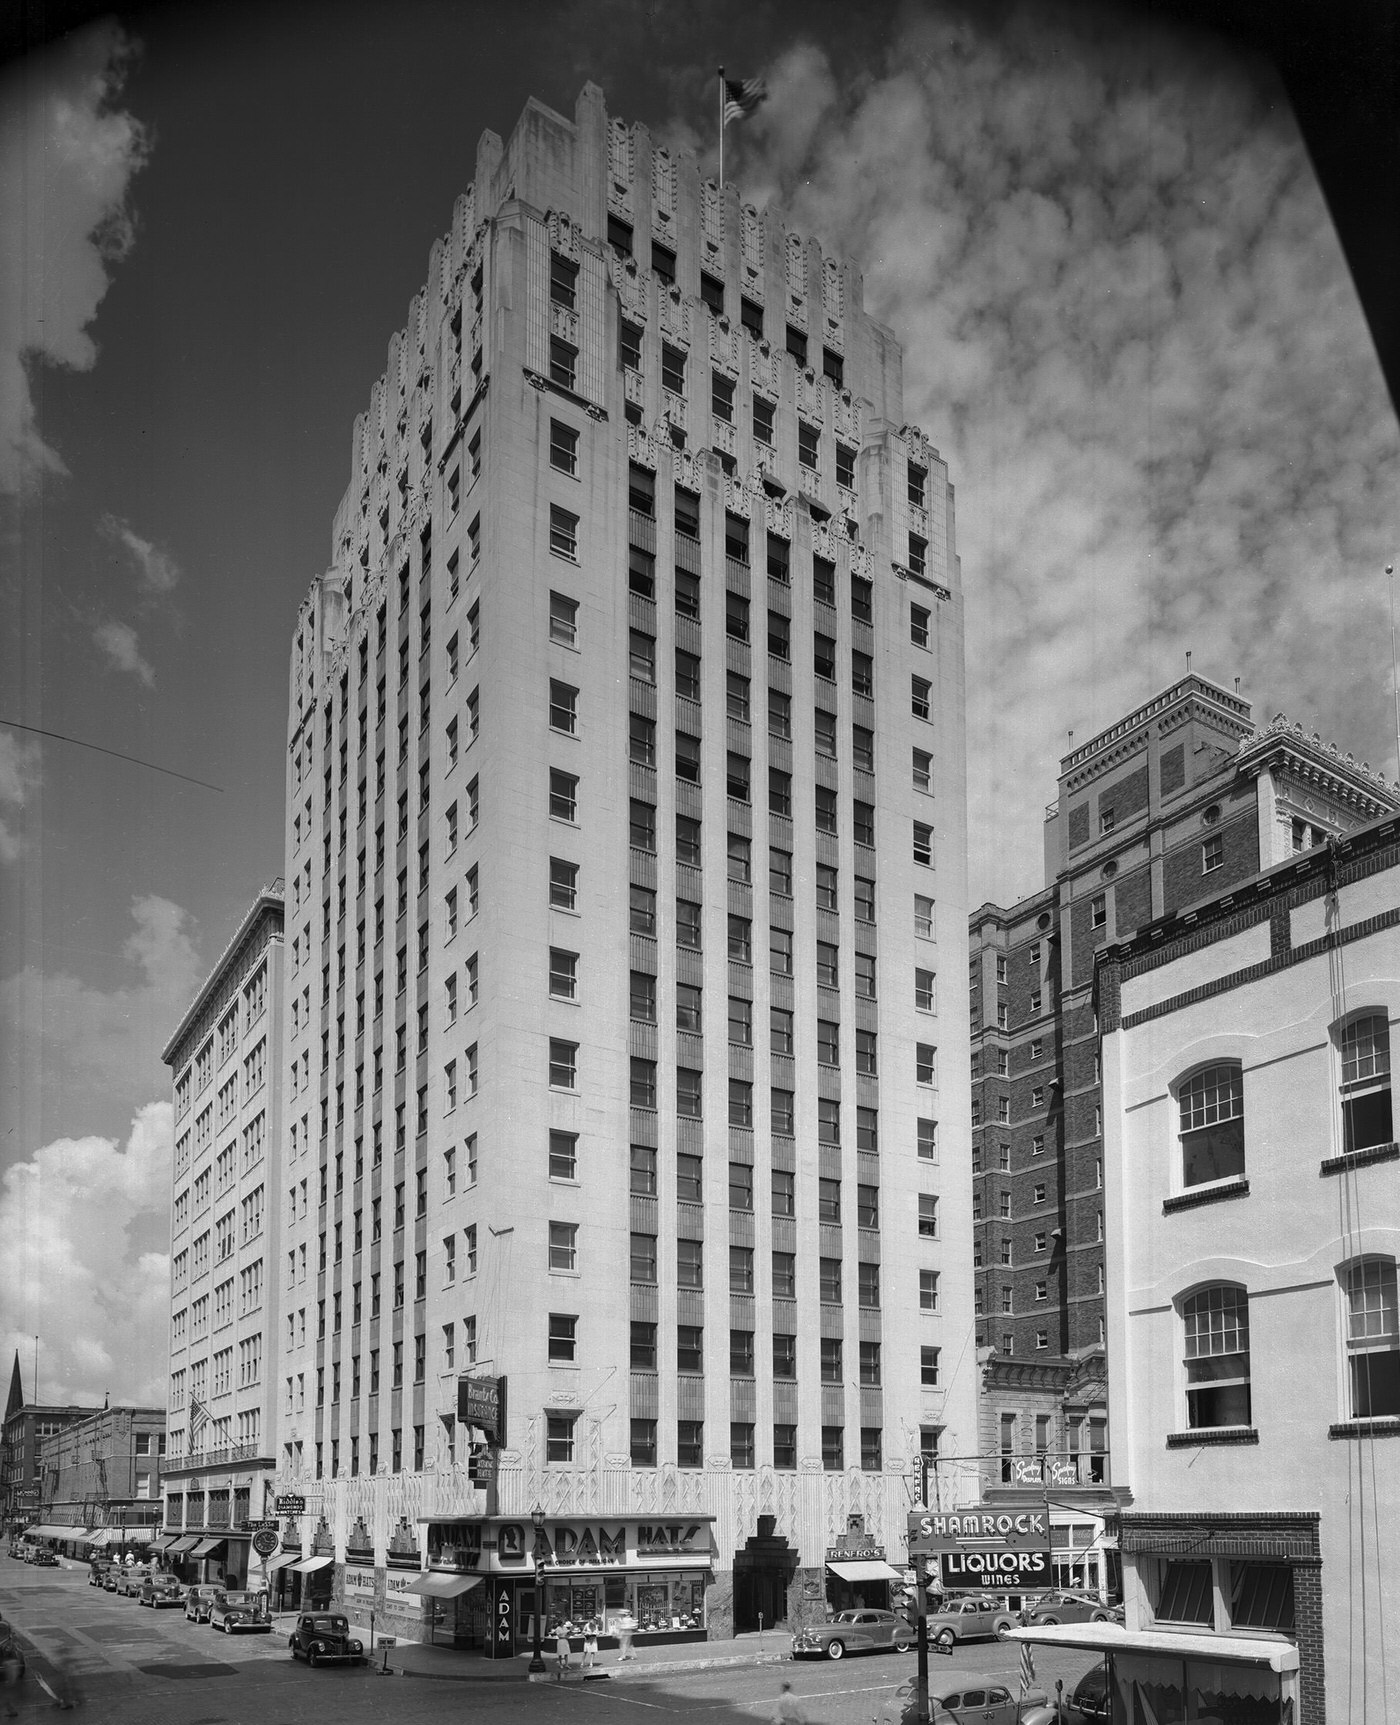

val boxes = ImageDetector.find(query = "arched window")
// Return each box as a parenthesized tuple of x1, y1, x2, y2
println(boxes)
(1183, 1285, 1251, 1428)
(1338, 1014, 1393, 1155)
(1178, 1064, 1244, 1187)
(1342, 1258, 1399, 1419)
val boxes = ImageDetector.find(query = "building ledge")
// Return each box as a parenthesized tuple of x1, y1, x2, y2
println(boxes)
(1328, 1417, 1400, 1440)
(160, 1450, 275, 1479)
(1162, 1178, 1249, 1215)
(1319, 1142, 1399, 1177)
(1165, 1427, 1258, 1449)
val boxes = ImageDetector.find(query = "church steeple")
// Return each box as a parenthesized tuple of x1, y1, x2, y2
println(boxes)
(4, 1352, 23, 1422)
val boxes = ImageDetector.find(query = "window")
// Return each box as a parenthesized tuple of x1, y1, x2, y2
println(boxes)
(836, 441, 855, 489)
(914, 822, 934, 867)
(726, 590, 750, 644)
(741, 295, 764, 338)
(1339, 1013, 1393, 1153)
(724, 672, 751, 723)
(630, 1321, 657, 1371)
(548, 1312, 577, 1363)
(1230, 1563, 1296, 1631)
(728, 915, 752, 962)
(1183, 1284, 1251, 1428)
(549, 337, 577, 392)
(1090, 894, 1107, 930)
(677, 1240, 704, 1289)
(769, 926, 793, 976)
(550, 591, 578, 646)
(620, 315, 642, 368)
(918, 1194, 939, 1238)
(858, 1261, 880, 1308)
(675, 730, 702, 784)
(549, 1039, 577, 1089)
(768, 610, 790, 661)
(752, 394, 775, 447)
(675, 568, 700, 619)
(629, 798, 656, 852)
(1203, 834, 1224, 872)
(727, 832, 752, 885)
(630, 1232, 657, 1284)
(814, 785, 838, 836)
(910, 603, 930, 648)
(1343, 1257, 1400, 1417)
(677, 899, 702, 949)
(812, 556, 836, 607)
(920, 1269, 939, 1312)
(730, 1421, 755, 1470)
(549, 857, 578, 911)
(728, 995, 752, 1046)
(853, 724, 874, 771)
(711, 370, 735, 423)
(677, 1420, 703, 1468)
(546, 1413, 577, 1463)
(549, 769, 577, 823)
(630, 1419, 657, 1466)
(630, 1057, 657, 1108)
(609, 213, 634, 255)
(771, 1088, 794, 1134)
(549, 680, 577, 736)
(855, 952, 877, 1000)
(852, 650, 873, 696)
(1155, 1560, 1215, 1626)
(821, 1337, 843, 1383)
(817, 942, 839, 989)
(548, 1222, 578, 1273)
(1179, 1063, 1244, 1186)
(817, 1019, 840, 1067)
(549, 504, 578, 560)
(549, 1131, 577, 1182)
(676, 649, 701, 702)
(675, 486, 700, 540)
(661, 342, 685, 394)
(548, 947, 578, 1001)
(821, 1426, 844, 1472)
(630, 884, 656, 935)
(677, 1066, 704, 1118)
(818, 1098, 840, 1147)
(772, 1251, 796, 1299)
(549, 418, 578, 475)
(729, 1246, 754, 1294)
(629, 970, 657, 1024)
(915, 967, 936, 1011)
(814, 631, 836, 681)
(629, 545, 655, 598)
(728, 1161, 754, 1211)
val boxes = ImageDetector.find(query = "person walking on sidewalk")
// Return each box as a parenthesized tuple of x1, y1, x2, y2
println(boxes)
(614, 1609, 636, 1661)
(582, 1620, 599, 1671)
(554, 1627, 571, 1680)
(773, 1681, 808, 1725)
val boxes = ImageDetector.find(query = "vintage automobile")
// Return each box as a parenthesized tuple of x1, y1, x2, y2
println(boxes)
(29, 1549, 59, 1567)
(927, 1596, 1020, 1648)
(185, 1584, 223, 1622)
(139, 1574, 186, 1609)
(209, 1590, 272, 1634)
(1025, 1592, 1121, 1628)
(114, 1566, 151, 1597)
(101, 1566, 122, 1591)
(88, 1560, 115, 1587)
(874, 1672, 1064, 1725)
(792, 1609, 915, 1660)
(288, 1611, 366, 1666)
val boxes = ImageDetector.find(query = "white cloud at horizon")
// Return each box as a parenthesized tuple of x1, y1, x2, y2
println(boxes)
(99, 512, 182, 596)
(0, 21, 150, 497)
(0, 1102, 172, 1407)
(731, 5, 1400, 907)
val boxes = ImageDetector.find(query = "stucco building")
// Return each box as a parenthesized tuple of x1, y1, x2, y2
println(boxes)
(160, 885, 285, 1588)
(272, 83, 976, 1651)
(1056, 807, 1400, 1722)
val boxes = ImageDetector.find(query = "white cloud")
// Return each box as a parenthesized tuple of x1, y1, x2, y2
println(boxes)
(92, 616, 155, 686)
(0, 730, 39, 863)
(0, 894, 200, 1139)
(0, 1102, 172, 1406)
(99, 512, 181, 594)
(732, 7, 1400, 905)
(0, 22, 150, 497)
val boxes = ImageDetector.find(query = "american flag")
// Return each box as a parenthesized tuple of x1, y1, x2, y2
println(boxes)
(723, 77, 768, 125)
(188, 1395, 209, 1437)
(1019, 1639, 1036, 1692)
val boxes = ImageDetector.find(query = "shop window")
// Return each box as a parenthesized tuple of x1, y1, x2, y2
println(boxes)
(1154, 1559, 1214, 1626)
(1338, 1012, 1393, 1153)
(1229, 1562, 1295, 1631)
(1342, 1256, 1400, 1417)
(1178, 1063, 1244, 1186)
(1182, 1284, 1251, 1429)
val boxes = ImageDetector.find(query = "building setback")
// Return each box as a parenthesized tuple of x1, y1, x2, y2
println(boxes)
(271, 83, 975, 1649)
(161, 885, 285, 1589)
(968, 681, 1398, 1507)
(1084, 810, 1400, 1723)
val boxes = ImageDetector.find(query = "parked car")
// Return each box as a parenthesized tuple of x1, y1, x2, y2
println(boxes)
(101, 1567, 122, 1591)
(139, 1574, 186, 1609)
(30, 1549, 59, 1567)
(927, 1596, 1020, 1648)
(1066, 1662, 1111, 1722)
(1025, 1592, 1120, 1628)
(185, 1585, 222, 1623)
(88, 1560, 114, 1587)
(209, 1590, 272, 1634)
(114, 1566, 150, 1596)
(288, 1612, 366, 1666)
(874, 1672, 1063, 1725)
(793, 1610, 914, 1660)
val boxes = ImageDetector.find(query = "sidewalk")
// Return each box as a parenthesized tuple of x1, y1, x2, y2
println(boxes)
(382, 1628, 795, 1684)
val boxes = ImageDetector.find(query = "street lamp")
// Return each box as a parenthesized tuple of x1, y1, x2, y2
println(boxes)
(528, 1503, 546, 1673)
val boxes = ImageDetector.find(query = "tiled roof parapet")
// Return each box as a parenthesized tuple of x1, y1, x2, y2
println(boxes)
(1239, 710, 1400, 806)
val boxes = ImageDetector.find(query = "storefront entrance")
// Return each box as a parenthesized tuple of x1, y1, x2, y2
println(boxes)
(732, 1516, 798, 1632)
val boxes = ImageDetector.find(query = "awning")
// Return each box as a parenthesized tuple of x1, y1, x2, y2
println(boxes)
(87, 1529, 113, 1548)
(289, 1554, 334, 1573)
(262, 1553, 300, 1573)
(402, 1572, 483, 1598)
(1007, 1624, 1299, 1674)
(827, 1559, 905, 1583)
(190, 1538, 226, 1558)
(148, 1535, 177, 1551)
(166, 1535, 200, 1553)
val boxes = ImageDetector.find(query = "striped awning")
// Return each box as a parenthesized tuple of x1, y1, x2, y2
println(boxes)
(189, 1538, 226, 1558)
(263, 1553, 300, 1573)
(403, 1572, 482, 1598)
(289, 1554, 334, 1573)
(166, 1535, 200, 1553)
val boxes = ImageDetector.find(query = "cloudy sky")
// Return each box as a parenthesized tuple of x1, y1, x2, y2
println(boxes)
(1, 0, 1396, 1406)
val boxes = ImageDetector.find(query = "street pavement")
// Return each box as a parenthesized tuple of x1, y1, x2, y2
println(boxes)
(0, 1554, 1100, 1724)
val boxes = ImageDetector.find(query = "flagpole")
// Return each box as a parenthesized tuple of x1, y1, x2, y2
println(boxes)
(718, 66, 725, 188)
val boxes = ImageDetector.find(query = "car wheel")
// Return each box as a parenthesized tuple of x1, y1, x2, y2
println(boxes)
(935, 1628, 955, 1651)
(1091, 1611, 1110, 1623)
(893, 1636, 912, 1654)
(225, 1621, 234, 1634)
(995, 1621, 1014, 1640)
(308, 1646, 320, 1667)
(1039, 1616, 1061, 1627)
(825, 1640, 845, 1660)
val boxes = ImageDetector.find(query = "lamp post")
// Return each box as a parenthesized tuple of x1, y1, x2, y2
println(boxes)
(528, 1503, 547, 1672)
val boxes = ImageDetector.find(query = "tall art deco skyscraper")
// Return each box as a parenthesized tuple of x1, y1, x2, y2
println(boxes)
(273, 85, 974, 1648)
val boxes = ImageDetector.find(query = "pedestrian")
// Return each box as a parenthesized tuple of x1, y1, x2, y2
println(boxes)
(582, 1619, 598, 1670)
(615, 1609, 636, 1661)
(773, 1680, 808, 1725)
(554, 1626, 571, 1679)
(0, 1646, 20, 1721)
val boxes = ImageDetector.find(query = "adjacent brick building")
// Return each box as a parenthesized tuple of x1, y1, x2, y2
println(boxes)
(969, 679, 1397, 1520)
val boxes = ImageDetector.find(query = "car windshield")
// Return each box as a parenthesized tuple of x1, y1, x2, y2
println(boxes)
(835, 1612, 859, 1622)
(221, 1593, 257, 1608)
(310, 1617, 346, 1632)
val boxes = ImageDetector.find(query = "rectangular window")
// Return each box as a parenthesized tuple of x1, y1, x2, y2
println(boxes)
(549, 337, 577, 392)
(677, 1239, 704, 1289)
(661, 342, 685, 394)
(914, 822, 934, 867)
(814, 632, 836, 681)
(548, 1039, 577, 1089)
(676, 648, 701, 700)
(549, 503, 578, 560)
(767, 534, 790, 583)
(918, 1194, 939, 1238)
(548, 947, 578, 1001)
(549, 418, 578, 475)
(629, 545, 655, 598)
(677, 1324, 704, 1372)
(629, 1144, 657, 1197)
(821, 1426, 844, 1472)
(675, 568, 700, 619)
(630, 1419, 657, 1467)
(677, 899, 702, 949)
(771, 1088, 795, 1134)
(675, 981, 701, 1032)
(729, 1246, 754, 1294)
(726, 672, 750, 721)
(767, 609, 790, 661)
(630, 1232, 657, 1284)
(677, 813, 703, 867)
(677, 1420, 703, 1468)
(677, 1066, 704, 1118)
(752, 394, 775, 446)
(858, 1261, 880, 1309)
(836, 441, 855, 489)
(630, 1057, 657, 1109)
(548, 1312, 577, 1363)
(549, 679, 577, 735)
(629, 462, 655, 516)
(630, 1321, 657, 1370)
(728, 994, 752, 1045)
(676, 730, 702, 784)
(549, 1131, 577, 1181)
(772, 1251, 797, 1299)
(629, 798, 656, 852)
(741, 296, 764, 338)
(549, 769, 577, 823)
(630, 883, 656, 935)
(855, 876, 876, 922)
(549, 857, 578, 910)
(813, 556, 836, 606)
(620, 317, 642, 368)
(609, 214, 634, 256)
(548, 1222, 577, 1272)
(675, 487, 700, 540)
(786, 325, 808, 366)
(711, 371, 735, 424)
(546, 1413, 577, 1463)
(550, 591, 578, 646)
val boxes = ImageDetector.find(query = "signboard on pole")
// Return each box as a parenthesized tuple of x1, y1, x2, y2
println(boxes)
(458, 1375, 507, 1445)
(486, 1578, 514, 1658)
(274, 1495, 306, 1516)
(908, 1506, 1052, 1594)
